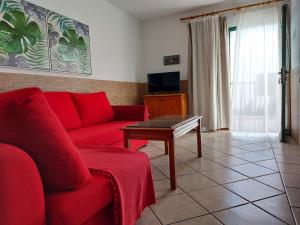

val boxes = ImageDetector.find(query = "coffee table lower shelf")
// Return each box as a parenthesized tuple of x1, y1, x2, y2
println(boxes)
(122, 115, 202, 190)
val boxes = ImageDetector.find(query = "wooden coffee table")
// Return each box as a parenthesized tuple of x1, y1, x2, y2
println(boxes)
(122, 115, 203, 190)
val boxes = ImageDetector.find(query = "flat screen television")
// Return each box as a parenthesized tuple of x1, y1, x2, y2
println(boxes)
(148, 72, 180, 93)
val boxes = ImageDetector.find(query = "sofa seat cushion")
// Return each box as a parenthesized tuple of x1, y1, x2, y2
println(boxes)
(46, 174, 112, 225)
(0, 88, 90, 190)
(71, 92, 114, 126)
(68, 121, 136, 147)
(44, 92, 82, 131)
(110, 140, 149, 151)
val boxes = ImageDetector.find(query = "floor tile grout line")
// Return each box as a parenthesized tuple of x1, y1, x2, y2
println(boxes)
(252, 177, 286, 192)
(192, 139, 294, 224)
(147, 143, 216, 225)
(206, 155, 277, 169)
(252, 198, 292, 225)
(147, 134, 299, 225)
(174, 186, 229, 225)
(230, 174, 285, 193)
(201, 143, 275, 161)
(250, 192, 289, 203)
(150, 137, 239, 224)
(226, 167, 278, 179)
(148, 205, 164, 225)
(197, 170, 249, 185)
(183, 179, 291, 225)
(150, 140, 281, 183)
(252, 160, 280, 171)
(167, 214, 226, 225)
(153, 151, 284, 192)
(269, 136, 299, 215)
(154, 178, 287, 224)
(270, 142, 298, 225)
(212, 203, 288, 225)
(220, 179, 285, 205)
(196, 157, 281, 185)
(150, 192, 212, 225)
(173, 140, 289, 190)
(205, 154, 275, 169)
(166, 213, 226, 225)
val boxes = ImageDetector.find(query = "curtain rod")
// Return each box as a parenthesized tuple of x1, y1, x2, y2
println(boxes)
(180, 0, 285, 21)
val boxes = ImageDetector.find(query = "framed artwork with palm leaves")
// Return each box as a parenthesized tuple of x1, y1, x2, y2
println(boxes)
(0, 0, 92, 75)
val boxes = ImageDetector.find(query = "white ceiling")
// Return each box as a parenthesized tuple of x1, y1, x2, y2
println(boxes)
(107, 0, 228, 20)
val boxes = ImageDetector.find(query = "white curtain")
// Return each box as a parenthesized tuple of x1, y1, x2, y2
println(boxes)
(230, 7, 281, 133)
(189, 16, 230, 131)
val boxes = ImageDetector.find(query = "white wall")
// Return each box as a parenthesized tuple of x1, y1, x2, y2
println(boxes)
(140, 0, 277, 83)
(0, 0, 142, 82)
(141, 14, 189, 82)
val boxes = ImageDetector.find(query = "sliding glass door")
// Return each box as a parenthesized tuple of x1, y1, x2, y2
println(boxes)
(229, 7, 281, 133)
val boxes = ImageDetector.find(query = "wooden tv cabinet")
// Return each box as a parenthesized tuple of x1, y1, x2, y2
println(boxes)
(143, 93, 188, 119)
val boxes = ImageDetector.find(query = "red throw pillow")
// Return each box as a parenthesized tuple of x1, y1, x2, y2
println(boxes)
(44, 92, 82, 131)
(0, 88, 90, 190)
(71, 92, 115, 126)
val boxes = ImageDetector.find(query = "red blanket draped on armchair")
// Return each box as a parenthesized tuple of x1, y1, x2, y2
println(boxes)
(79, 147, 155, 225)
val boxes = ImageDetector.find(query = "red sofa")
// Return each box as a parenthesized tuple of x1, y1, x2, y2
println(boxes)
(0, 88, 155, 225)
(43, 91, 149, 150)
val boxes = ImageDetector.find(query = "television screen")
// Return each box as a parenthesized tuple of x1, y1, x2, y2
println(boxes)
(148, 72, 180, 93)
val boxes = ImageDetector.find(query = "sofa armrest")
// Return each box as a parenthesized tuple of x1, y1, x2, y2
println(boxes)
(0, 144, 45, 225)
(112, 105, 148, 121)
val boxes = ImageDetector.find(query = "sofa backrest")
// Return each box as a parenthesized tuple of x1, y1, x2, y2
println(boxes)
(44, 91, 115, 129)
(71, 92, 115, 127)
(44, 92, 82, 131)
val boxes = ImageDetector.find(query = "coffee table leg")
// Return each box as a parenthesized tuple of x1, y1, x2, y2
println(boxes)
(168, 138, 176, 190)
(197, 119, 202, 157)
(164, 141, 169, 155)
(124, 131, 130, 149)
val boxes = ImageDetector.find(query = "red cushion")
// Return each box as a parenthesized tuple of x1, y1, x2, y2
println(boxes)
(68, 121, 136, 147)
(43, 92, 82, 131)
(0, 88, 90, 190)
(81, 204, 114, 225)
(68, 121, 148, 150)
(0, 144, 45, 225)
(46, 174, 112, 225)
(71, 92, 114, 126)
(111, 139, 148, 151)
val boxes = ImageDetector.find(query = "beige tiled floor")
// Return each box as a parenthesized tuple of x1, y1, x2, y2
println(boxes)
(136, 131, 300, 225)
